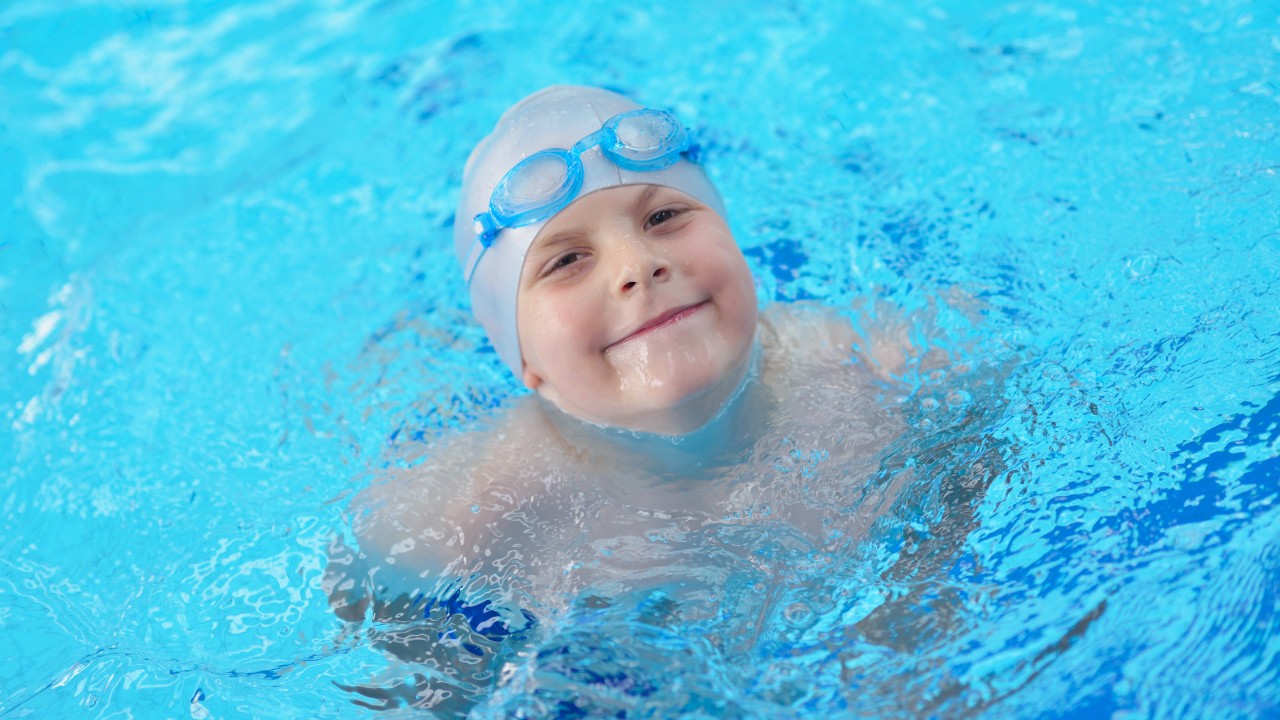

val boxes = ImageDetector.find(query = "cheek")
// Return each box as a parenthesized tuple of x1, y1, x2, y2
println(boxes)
(731, 253, 757, 301)
(714, 252, 758, 340)
(728, 287, 758, 344)
(522, 293, 595, 361)
(518, 294, 558, 365)
(706, 244, 756, 307)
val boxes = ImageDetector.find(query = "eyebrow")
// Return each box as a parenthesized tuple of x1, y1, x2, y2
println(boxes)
(530, 228, 587, 256)
(532, 185, 665, 252)
(630, 185, 663, 216)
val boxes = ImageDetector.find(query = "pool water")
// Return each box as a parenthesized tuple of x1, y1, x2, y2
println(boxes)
(3, 0, 1278, 717)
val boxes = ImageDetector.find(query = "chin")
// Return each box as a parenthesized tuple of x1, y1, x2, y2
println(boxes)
(634, 358, 751, 432)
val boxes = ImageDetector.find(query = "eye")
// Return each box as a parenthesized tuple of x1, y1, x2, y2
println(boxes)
(542, 250, 586, 278)
(645, 207, 684, 230)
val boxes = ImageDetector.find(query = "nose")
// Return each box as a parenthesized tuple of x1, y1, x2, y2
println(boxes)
(612, 240, 670, 296)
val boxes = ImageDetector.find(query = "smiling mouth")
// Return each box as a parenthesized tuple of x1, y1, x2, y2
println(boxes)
(606, 301, 708, 351)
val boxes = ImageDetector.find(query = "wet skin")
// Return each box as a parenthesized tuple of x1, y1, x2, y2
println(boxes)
(516, 185, 759, 435)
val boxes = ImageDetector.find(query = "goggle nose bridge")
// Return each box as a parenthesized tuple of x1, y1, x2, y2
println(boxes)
(570, 127, 611, 159)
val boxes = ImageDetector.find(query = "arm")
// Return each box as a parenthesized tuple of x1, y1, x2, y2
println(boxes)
(323, 438, 535, 715)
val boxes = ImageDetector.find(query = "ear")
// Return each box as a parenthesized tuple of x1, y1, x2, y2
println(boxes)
(521, 362, 543, 391)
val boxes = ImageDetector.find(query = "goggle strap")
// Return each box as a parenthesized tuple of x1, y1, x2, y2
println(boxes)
(463, 239, 486, 285)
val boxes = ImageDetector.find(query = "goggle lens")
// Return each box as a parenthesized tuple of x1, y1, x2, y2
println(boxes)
(610, 111, 683, 165)
(492, 151, 573, 218)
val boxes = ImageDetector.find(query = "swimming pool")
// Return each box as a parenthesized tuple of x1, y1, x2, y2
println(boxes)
(3, 0, 1277, 717)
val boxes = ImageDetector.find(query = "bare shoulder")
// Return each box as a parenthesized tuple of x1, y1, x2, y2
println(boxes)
(345, 399, 556, 585)
(760, 299, 949, 384)
(758, 302, 861, 374)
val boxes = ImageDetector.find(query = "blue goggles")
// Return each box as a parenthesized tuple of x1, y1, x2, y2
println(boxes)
(465, 108, 700, 283)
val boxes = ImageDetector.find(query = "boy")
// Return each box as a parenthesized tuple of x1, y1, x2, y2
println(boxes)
(326, 86, 919, 713)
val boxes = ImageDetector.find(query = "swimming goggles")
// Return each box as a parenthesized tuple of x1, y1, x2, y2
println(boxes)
(464, 108, 700, 283)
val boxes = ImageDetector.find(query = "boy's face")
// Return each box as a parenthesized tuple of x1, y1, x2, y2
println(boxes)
(516, 184, 757, 434)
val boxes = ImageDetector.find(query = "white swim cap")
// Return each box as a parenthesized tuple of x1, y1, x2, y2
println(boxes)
(453, 85, 726, 378)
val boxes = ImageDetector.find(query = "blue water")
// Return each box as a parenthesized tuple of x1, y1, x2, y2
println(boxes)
(3, 0, 1278, 717)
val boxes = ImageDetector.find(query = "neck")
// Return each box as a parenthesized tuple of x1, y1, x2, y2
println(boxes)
(540, 343, 768, 481)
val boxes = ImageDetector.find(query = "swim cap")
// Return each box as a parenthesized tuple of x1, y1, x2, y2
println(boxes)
(453, 85, 725, 378)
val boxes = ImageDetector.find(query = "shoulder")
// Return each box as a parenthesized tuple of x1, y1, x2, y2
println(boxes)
(346, 399, 559, 572)
(758, 301, 859, 368)
(326, 400, 565, 627)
